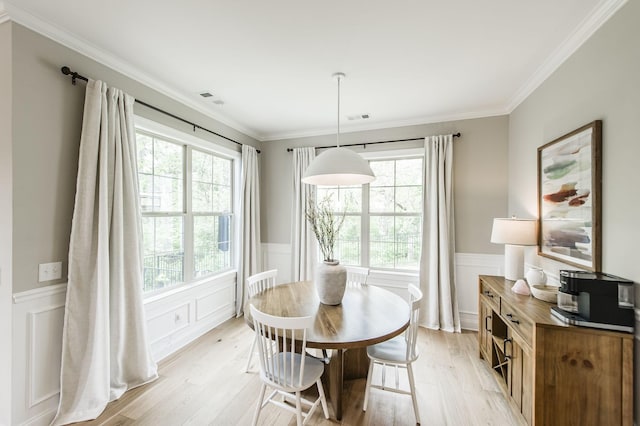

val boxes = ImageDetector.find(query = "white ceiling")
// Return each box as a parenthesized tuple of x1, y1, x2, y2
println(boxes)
(2, 0, 625, 141)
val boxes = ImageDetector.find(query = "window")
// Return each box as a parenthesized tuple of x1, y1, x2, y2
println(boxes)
(368, 158, 422, 269)
(136, 128, 235, 293)
(316, 185, 362, 266)
(317, 153, 423, 271)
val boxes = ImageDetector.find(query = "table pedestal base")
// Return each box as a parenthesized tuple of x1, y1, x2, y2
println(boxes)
(322, 347, 370, 420)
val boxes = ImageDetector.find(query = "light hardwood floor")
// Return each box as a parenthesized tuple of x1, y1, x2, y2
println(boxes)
(77, 317, 525, 425)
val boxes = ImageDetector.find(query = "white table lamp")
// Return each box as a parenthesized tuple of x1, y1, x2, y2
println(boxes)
(491, 218, 537, 281)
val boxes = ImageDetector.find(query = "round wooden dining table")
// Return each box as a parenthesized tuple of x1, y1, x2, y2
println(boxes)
(245, 280, 410, 420)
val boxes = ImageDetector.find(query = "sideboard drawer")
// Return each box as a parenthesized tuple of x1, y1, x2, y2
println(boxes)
(480, 280, 500, 312)
(500, 299, 533, 347)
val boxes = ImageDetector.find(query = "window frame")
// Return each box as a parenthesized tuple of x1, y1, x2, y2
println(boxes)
(329, 148, 424, 272)
(135, 115, 241, 297)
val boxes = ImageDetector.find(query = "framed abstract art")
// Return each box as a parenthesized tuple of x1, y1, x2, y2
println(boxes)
(537, 120, 602, 271)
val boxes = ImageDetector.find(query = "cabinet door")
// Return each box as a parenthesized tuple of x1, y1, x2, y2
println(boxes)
(478, 299, 493, 360)
(506, 328, 533, 423)
(521, 344, 533, 425)
(507, 329, 523, 410)
(537, 327, 627, 425)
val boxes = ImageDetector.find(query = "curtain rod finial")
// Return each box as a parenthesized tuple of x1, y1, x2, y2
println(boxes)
(61, 66, 78, 85)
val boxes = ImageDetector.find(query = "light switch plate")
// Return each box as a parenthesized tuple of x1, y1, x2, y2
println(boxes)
(39, 262, 62, 282)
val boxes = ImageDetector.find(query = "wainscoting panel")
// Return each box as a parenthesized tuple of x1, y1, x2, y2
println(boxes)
(366, 270, 419, 299)
(261, 243, 291, 284)
(12, 284, 67, 426)
(195, 285, 235, 322)
(146, 302, 191, 346)
(144, 270, 236, 362)
(455, 253, 503, 331)
(12, 271, 236, 426)
(28, 305, 65, 409)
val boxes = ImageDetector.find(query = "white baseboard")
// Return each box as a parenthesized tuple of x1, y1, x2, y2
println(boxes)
(18, 408, 57, 426)
(459, 310, 478, 331)
(11, 270, 236, 426)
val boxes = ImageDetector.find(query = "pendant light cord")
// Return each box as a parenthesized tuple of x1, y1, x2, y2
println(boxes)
(336, 74, 341, 147)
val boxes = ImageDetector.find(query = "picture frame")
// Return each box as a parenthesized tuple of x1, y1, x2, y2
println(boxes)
(537, 120, 602, 271)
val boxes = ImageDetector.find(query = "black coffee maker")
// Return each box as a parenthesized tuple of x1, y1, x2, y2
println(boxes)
(551, 270, 635, 333)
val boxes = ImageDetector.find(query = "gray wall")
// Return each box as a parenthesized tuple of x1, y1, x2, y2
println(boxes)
(509, 0, 640, 284)
(10, 24, 260, 293)
(261, 115, 509, 255)
(508, 1, 640, 420)
(0, 20, 13, 426)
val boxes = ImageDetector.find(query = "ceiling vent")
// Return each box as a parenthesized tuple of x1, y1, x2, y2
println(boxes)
(199, 91, 224, 106)
(347, 114, 370, 121)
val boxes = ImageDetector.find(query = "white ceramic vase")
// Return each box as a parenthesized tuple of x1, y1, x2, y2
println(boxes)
(525, 267, 547, 286)
(315, 260, 347, 305)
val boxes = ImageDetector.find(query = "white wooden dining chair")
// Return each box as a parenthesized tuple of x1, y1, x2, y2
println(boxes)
(363, 284, 423, 424)
(249, 304, 329, 426)
(245, 269, 278, 372)
(345, 266, 370, 287)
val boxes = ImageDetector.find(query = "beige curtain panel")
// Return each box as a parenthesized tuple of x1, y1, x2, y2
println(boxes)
(291, 147, 317, 281)
(236, 144, 262, 316)
(53, 80, 157, 425)
(419, 134, 461, 333)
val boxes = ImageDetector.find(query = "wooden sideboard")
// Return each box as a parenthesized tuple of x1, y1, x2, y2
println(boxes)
(478, 275, 633, 425)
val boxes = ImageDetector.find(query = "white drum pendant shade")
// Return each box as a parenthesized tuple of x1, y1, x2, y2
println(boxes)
(302, 72, 376, 186)
(302, 147, 375, 185)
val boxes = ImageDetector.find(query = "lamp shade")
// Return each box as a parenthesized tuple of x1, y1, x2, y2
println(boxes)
(302, 147, 375, 186)
(490, 218, 537, 246)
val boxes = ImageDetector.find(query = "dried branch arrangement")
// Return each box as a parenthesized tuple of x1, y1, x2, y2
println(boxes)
(305, 197, 346, 262)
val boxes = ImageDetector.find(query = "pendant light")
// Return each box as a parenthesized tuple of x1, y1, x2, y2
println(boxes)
(302, 73, 376, 185)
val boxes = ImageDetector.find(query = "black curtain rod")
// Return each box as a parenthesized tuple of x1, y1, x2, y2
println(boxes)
(60, 66, 260, 153)
(285, 133, 461, 152)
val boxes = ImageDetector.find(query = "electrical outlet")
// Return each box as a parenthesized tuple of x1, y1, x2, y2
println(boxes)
(38, 262, 62, 282)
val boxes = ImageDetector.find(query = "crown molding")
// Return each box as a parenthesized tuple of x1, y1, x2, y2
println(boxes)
(258, 0, 627, 142)
(0, 2, 10, 24)
(262, 108, 509, 141)
(2, 0, 627, 142)
(2, 2, 263, 141)
(506, 0, 628, 112)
